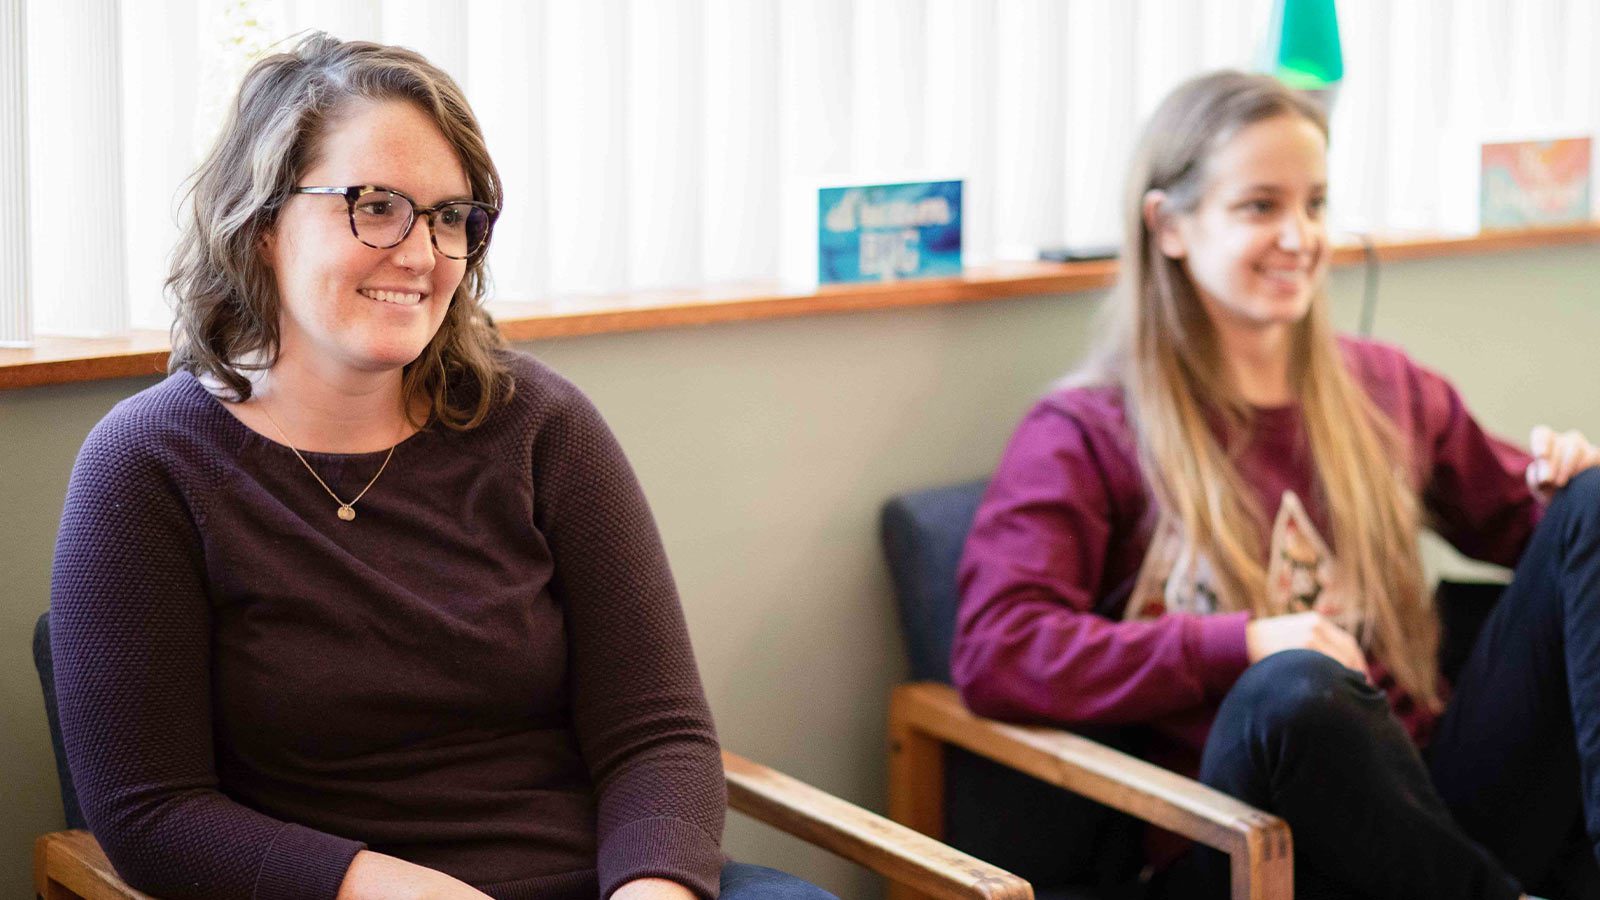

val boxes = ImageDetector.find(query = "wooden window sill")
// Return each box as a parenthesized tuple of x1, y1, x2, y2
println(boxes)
(4, 223, 1598, 391)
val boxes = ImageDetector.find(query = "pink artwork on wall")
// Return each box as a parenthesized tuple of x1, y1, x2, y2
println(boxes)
(1480, 137, 1592, 230)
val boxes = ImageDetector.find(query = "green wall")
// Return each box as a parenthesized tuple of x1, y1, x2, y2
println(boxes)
(4, 245, 1596, 897)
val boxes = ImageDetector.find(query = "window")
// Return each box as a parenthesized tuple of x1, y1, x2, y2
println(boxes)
(2, 0, 1595, 345)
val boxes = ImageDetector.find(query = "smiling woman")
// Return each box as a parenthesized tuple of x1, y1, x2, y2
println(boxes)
(1147, 113, 1330, 369)
(953, 70, 1600, 900)
(48, 32, 835, 900)
(257, 99, 479, 418)
(164, 36, 510, 440)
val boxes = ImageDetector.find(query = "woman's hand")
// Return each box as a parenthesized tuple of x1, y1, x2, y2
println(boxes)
(335, 851, 495, 900)
(1246, 611, 1369, 677)
(1528, 425, 1600, 493)
(611, 877, 698, 900)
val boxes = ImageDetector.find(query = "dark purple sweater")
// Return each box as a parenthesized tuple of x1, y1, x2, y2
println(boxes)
(50, 351, 725, 900)
(955, 337, 1542, 781)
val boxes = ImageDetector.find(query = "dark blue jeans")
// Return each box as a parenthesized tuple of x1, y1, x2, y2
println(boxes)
(720, 862, 839, 899)
(1166, 469, 1600, 900)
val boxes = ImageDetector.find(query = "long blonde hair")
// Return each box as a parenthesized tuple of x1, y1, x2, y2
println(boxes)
(1081, 71, 1438, 709)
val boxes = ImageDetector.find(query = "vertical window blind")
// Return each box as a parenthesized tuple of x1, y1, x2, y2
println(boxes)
(2, 0, 1595, 345)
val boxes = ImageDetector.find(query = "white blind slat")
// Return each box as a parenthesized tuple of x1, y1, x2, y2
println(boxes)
(1381, 0, 1444, 231)
(702, 0, 779, 283)
(468, 0, 546, 302)
(992, 0, 1067, 257)
(1201, 0, 1270, 72)
(628, 0, 705, 291)
(27, 0, 127, 337)
(1134, 0, 1202, 120)
(122, 0, 200, 332)
(923, 0, 996, 264)
(779, 0, 854, 179)
(1507, 0, 1559, 128)
(1560, 0, 1600, 219)
(0, 0, 28, 346)
(546, 0, 630, 294)
(851, 0, 926, 174)
(381, 0, 469, 92)
(286, 0, 379, 43)
(1061, 0, 1133, 248)
(1327, 0, 1391, 232)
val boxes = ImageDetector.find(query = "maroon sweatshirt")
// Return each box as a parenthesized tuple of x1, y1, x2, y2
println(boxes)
(954, 337, 1541, 781)
(50, 351, 725, 900)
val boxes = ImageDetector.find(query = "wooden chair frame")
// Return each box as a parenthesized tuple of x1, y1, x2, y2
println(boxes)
(35, 750, 1032, 900)
(888, 683, 1292, 900)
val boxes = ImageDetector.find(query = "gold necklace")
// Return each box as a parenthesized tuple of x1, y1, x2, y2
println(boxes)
(259, 405, 402, 522)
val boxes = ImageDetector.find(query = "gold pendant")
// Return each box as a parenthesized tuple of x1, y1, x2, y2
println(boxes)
(337, 505, 356, 521)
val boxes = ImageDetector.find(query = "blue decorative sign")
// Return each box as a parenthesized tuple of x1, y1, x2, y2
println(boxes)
(816, 180, 962, 284)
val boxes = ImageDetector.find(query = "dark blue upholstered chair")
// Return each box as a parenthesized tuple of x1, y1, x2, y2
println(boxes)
(877, 481, 1533, 900)
(880, 482, 1292, 900)
(32, 610, 1030, 900)
(34, 612, 85, 832)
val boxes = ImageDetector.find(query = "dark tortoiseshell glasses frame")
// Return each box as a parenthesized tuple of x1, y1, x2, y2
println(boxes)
(293, 185, 500, 260)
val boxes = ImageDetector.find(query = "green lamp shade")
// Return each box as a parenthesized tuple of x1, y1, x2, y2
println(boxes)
(1262, 0, 1343, 90)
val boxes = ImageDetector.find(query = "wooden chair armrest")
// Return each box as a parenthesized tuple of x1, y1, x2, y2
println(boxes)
(34, 830, 152, 900)
(35, 753, 1034, 900)
(723, 750, 1032, 900)
(890, 683, 1291, 900)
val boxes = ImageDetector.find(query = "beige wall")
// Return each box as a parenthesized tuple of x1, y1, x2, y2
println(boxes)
(4, 245, 1597, 897)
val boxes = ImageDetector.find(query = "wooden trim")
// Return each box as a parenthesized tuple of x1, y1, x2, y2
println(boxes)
(888, 696, 948, 842)
(1331, 222, 1600, 264)
(33, 831, 151, 900)
(723, 750, 1031, 900)
(0, 330, 172, 391)
(886, 691, 949, 900)
(891, 683, 1293, 900)
(4, 222, 1597, 392)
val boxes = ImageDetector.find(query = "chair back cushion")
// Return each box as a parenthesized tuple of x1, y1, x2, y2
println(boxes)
(880, 481, 987, 683)
(34, 611, 87, 829)
(880, 482, 1146, 891)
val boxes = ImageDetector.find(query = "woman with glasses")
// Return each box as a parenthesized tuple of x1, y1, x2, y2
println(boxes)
(955, 71, 1600, 899)
(49, 34, 829, 900)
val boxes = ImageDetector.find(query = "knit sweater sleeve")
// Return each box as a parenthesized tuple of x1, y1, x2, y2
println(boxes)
(528, 377, 725, 900)
(49, 407, 364, 900)
(952, 397, 1251, 726)
(1406, 357, 1542, 567)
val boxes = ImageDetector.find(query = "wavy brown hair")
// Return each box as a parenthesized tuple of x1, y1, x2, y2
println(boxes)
(1078, 71, 1439, 710)
(166, 32, 511, 429)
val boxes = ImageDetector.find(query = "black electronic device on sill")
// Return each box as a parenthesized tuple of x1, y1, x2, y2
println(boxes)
(1038, 244, 1119, 262)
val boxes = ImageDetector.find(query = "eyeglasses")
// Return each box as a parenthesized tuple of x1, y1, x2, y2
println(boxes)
(293, 185, 499, 260)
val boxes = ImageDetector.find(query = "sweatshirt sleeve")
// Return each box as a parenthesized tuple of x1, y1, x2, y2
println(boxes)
(952, 400, 1251, 726)
(1409, 360, 1542, 568)
(49, 415, 364, 900)
(530, 380, 725, 900)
